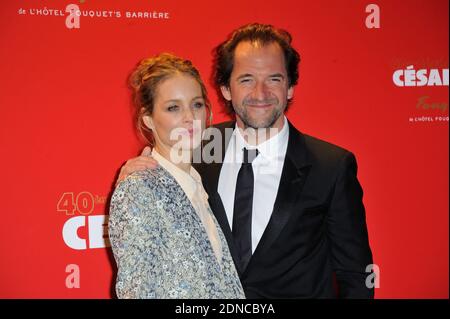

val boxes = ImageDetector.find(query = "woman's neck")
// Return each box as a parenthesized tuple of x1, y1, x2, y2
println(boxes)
(154, 145, 192, 173)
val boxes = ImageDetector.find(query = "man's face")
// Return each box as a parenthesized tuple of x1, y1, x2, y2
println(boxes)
(221, 41, 293, 130)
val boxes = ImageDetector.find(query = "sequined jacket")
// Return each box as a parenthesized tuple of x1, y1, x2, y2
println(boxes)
(109, 166, 245, 299)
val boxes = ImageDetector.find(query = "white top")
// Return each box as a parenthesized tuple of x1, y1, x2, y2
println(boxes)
(152, 150, 223, 263)
(218, 116, 289, 253)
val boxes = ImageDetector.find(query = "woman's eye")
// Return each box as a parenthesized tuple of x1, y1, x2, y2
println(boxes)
(193, 102, 204, 109)
(167, 105, 179, 112)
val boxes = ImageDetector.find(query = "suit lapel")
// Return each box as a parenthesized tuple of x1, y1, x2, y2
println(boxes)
(196, 121, 241, 268)
(198, 121, 234, 193)
(197, 120, 313, 276)
(244, 121, 312, 274)
(207, 192, 238, 263)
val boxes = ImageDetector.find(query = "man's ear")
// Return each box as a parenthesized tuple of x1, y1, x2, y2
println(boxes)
(287, 86, 294, 100)
(142, 115, 154, 130)
(220, 86, 232, 101)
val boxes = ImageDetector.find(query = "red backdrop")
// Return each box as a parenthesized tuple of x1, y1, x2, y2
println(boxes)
(0, 0, 448, 298)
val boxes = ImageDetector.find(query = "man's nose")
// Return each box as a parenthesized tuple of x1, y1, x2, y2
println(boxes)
(251, 81, 269, 101)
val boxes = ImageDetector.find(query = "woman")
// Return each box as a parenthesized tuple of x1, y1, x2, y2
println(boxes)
(108, 53, 245, 299)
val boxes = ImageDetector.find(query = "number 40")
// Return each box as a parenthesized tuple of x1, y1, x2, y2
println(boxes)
(57, 192, 95, 215)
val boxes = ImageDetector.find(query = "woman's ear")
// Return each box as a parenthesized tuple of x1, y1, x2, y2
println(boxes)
(142, 115, 154, 130)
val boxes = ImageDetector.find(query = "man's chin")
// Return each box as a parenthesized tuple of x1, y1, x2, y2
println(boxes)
(242, 117, 278, 130)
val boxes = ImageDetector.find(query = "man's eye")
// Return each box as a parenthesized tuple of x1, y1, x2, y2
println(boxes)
(167, 105, 179, 111)
(270, 77, 282, 82)
(240, 78, 252, 83)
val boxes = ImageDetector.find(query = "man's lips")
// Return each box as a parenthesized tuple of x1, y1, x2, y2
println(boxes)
(246, 103, 272, 108)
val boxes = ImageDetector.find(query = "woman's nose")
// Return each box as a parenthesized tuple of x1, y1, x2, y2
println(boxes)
(182, 106, 194, 121)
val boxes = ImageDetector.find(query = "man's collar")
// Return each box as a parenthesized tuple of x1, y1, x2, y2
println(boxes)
(234, 116, 289, 160)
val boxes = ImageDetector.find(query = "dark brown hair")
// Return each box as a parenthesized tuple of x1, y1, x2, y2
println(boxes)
(129, 53, 211, 145)
(213, 23, 301, 114)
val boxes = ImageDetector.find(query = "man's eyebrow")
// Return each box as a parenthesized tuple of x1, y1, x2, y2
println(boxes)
(235, 73, 286, 80)
(236, 74, 253, 80)
(269, 73, 285, 78)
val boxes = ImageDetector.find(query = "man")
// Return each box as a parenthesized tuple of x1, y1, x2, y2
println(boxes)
(117, 23, 374, 298)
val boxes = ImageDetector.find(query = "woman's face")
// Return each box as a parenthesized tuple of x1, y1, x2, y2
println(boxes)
(143, 73, 207, 161)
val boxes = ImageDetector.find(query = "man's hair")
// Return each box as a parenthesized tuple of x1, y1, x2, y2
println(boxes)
(213, 23, 301, 114)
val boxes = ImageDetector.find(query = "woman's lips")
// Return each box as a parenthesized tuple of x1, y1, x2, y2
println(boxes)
(179, 128, 197, 136)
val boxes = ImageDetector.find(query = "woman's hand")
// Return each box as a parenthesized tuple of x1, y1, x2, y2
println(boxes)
(116, 146, 158, 187)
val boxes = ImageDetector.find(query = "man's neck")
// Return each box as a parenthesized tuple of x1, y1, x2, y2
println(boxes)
(236, 116, 286, 146)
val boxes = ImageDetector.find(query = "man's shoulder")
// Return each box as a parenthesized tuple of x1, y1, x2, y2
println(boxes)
(211, 120, 235, 130)
(289, 124, 353, 166)
(302, 133, 351, 158)
(289, 129, 357, 177)
(201, 120, 235, 150)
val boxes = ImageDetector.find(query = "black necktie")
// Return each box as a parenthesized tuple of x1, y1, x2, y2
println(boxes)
(233, 147, 259, 271)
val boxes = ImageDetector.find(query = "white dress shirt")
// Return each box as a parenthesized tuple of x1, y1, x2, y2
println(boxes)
(152, 150, 223, 263)
(218, 116, 289, 253)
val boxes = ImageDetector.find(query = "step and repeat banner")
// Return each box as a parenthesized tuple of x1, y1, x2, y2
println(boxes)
(0, 0, 448, 298)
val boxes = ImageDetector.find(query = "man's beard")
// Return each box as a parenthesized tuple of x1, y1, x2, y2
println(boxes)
(234, 97, 285, 129)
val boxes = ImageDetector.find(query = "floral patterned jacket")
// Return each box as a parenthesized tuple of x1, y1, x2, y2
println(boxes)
(109, 166, 245, 299)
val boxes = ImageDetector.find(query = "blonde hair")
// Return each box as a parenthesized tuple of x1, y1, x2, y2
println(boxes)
(129, 53, 211, 145)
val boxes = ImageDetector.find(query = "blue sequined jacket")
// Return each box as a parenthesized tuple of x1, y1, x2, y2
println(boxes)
(109, 166, 245, 299)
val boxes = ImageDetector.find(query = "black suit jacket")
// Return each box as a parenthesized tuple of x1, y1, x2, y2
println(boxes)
(194, 120, 374, 298)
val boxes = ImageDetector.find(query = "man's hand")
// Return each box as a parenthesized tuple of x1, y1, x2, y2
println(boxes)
(115, 146, 158, 187)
